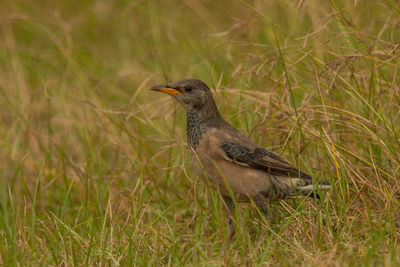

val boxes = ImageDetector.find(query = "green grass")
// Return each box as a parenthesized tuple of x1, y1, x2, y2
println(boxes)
(0, 0, 399, 265)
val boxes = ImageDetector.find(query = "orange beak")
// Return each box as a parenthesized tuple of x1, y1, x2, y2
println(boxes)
(150, 85, 182, 95)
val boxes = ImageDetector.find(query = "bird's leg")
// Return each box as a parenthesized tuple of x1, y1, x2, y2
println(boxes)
(221, 195, 235, 238)
(253, 194, 274, 225)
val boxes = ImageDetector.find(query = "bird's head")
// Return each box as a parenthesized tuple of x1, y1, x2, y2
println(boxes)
(150, 79, 215, 111)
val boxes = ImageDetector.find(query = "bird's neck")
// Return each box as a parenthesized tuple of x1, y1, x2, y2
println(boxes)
(186, 105, 221, 149)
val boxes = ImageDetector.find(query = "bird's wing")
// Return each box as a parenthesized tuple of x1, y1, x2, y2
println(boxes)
(219, 142, 312, 180)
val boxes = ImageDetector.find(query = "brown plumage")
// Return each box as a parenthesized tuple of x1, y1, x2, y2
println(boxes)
(151, 78, 331, 237)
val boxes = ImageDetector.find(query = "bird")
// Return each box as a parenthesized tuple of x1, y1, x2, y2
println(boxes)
(150, 78, 331, 238)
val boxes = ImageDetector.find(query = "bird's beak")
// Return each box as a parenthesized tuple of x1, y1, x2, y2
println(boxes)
(150, 85, 182, 96)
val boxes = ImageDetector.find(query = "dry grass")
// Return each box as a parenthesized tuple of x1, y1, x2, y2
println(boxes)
(0, 0, 399, 265)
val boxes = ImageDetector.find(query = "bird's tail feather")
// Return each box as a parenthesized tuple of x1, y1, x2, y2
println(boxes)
(298, 180, 331, 200)
(299, 181, 331, 192)
(271, 176, 331, 199)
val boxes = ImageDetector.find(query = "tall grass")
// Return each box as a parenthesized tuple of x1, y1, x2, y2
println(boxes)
(0, 0, 399, 265)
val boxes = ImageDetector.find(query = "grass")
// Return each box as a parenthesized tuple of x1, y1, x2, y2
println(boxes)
(0, 0, 399, 265)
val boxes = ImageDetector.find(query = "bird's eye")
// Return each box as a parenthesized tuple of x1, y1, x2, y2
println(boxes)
(184, 86, 192, 92)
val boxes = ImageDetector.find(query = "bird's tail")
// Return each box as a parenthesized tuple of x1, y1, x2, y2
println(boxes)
(270, 176, 331, 199)
(297, 180, 331, 200)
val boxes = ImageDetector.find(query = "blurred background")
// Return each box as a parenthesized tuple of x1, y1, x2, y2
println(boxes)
(0, 0, 399, 265)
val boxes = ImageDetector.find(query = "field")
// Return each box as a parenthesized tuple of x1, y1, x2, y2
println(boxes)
(1, 0, 400, 265)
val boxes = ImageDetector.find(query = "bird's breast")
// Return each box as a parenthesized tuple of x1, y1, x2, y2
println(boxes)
(189, 129, 271, 200)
